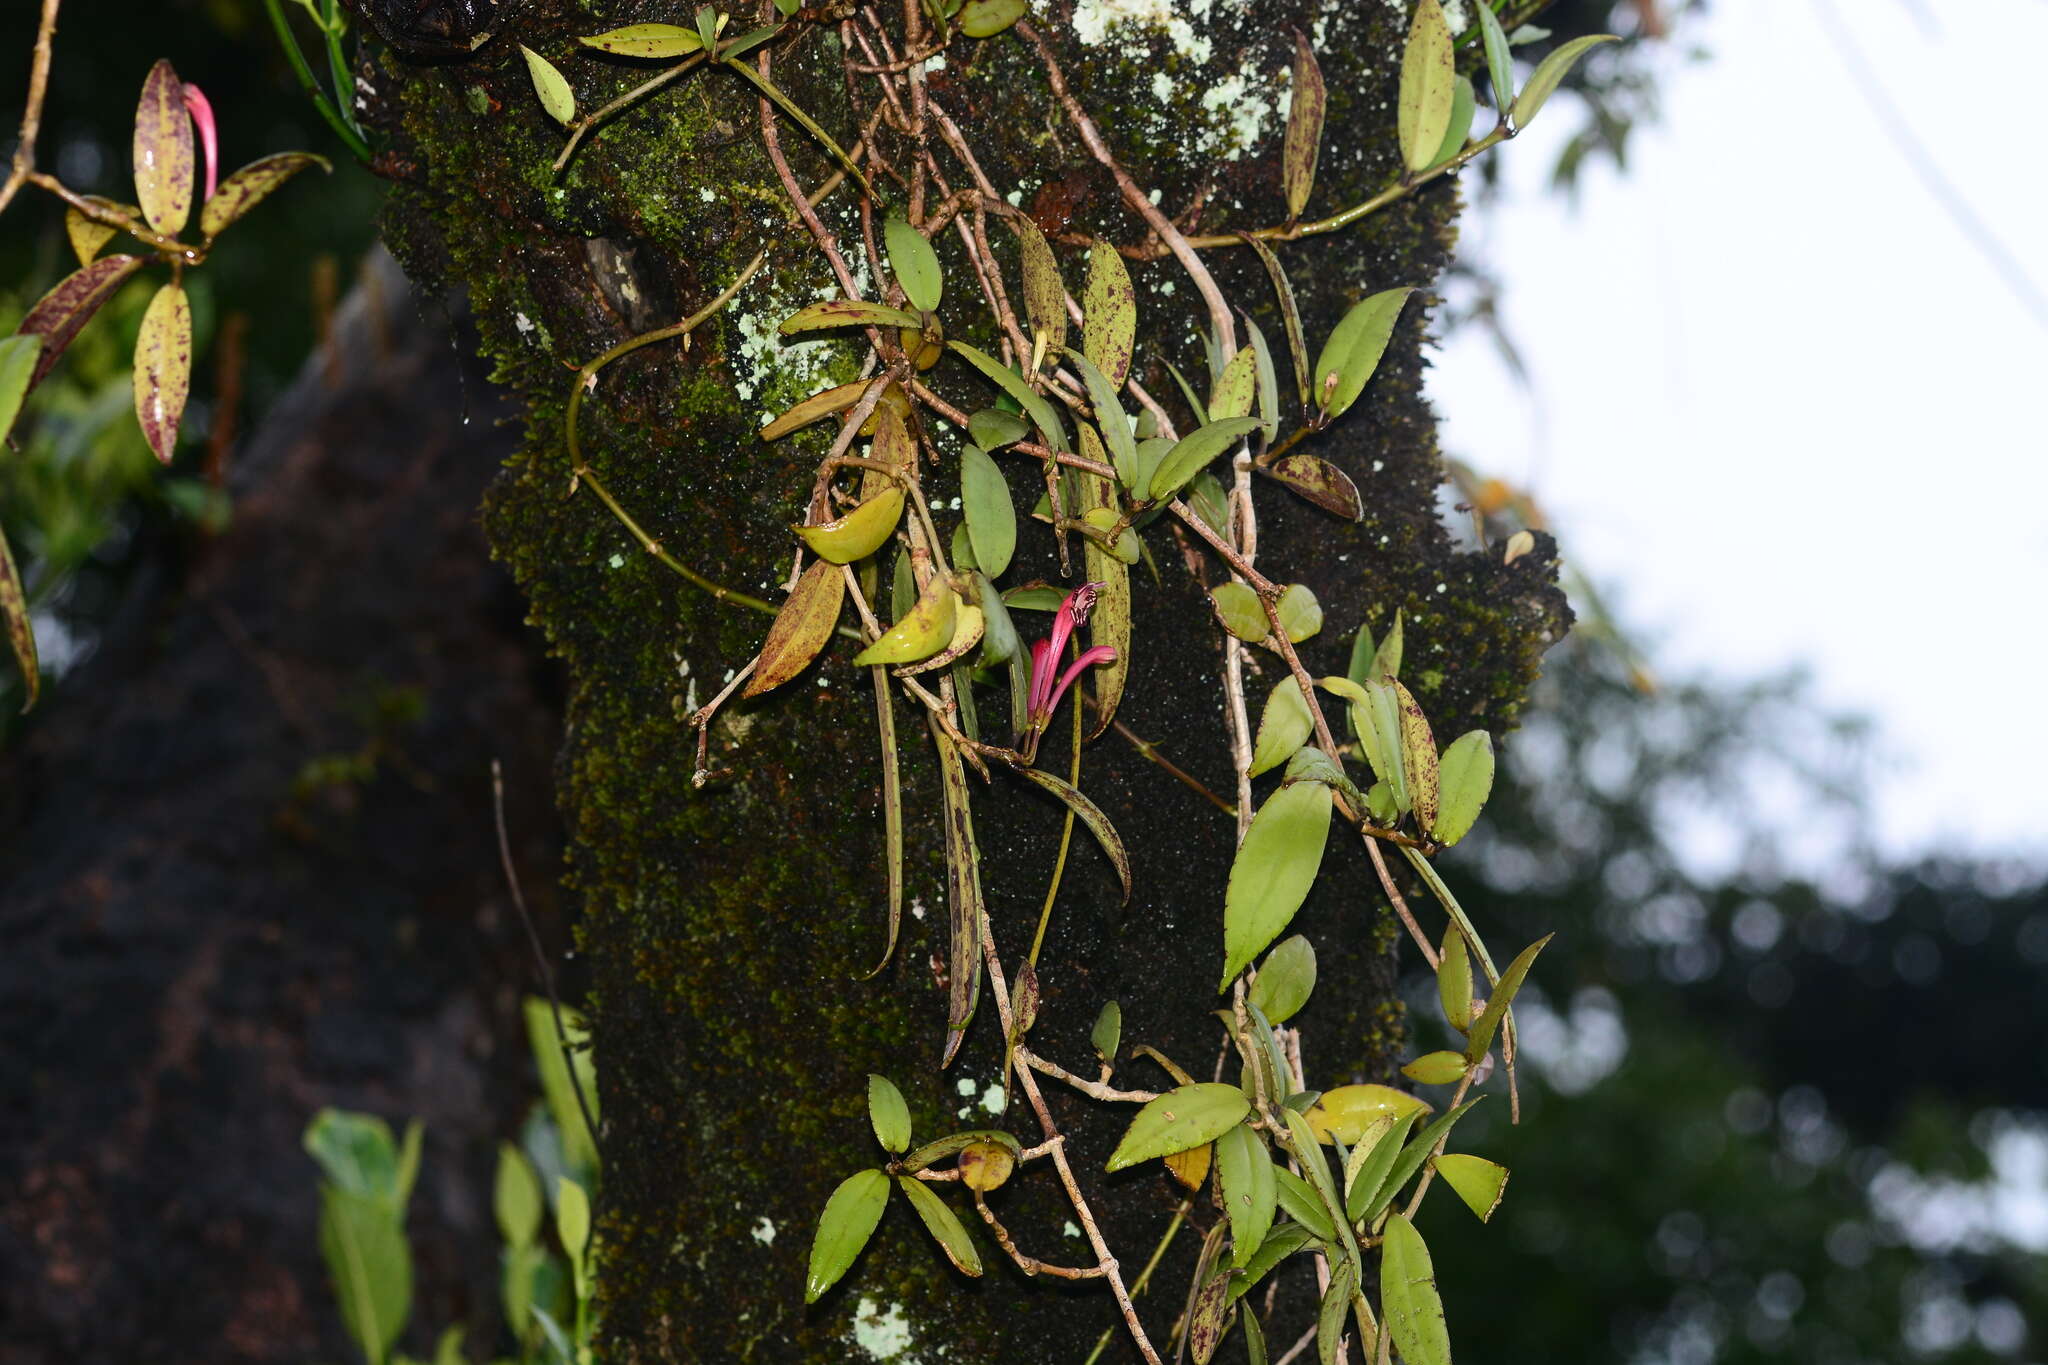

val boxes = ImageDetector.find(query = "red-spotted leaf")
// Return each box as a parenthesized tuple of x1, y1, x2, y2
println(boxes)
(1262, 453, 1362, 520)
(202, 152, 331, 239)
(133, 59, 195, 237)
(134, 279, 192, 464)
(17, 255, 146, 390)
(1283, 31, 1325, 219)
(743, 558, 844, 697)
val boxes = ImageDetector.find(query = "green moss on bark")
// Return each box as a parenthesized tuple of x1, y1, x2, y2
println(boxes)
(377, 2, 1567, 1358)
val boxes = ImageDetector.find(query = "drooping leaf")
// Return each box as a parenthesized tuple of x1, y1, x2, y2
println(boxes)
(781, 299, 925, 334)
(1316, 1255, 1357, 1365)
(1392, 679, 1440, 834)
(201, 151, 330, 238)
(1433, 1153, 1509, 1222)
(975, 572, 1020, 666)
(1364, 1098, 1484, 1222)
(1275, 583, 1322, 642)
(133, 279, 191, 464)
(1271, 1164, 1333, 1243)
(1313, 288, 1415, 421)
(1147, 416, 1262, 501)
(132, 59, 194, 237)
(1244, 1302, 1269, 1365)
(949, 341, 1067, 452)
(759, 379, 864, 440)
(1477, 0, 1517, 110)
(855, 574, 957, 666)
(0, 525, 33, 705)
(1014, 218, 1068, 371)
(1303, 1084, 1430, 1147)
(896, 1177, 983, 1277)
(867, 1074, 912, 1154)
(1437, 923, 1473, 1032)
(578, 22, 704, 56)
(1013, 764, 1132, 902)
(1072, 455, 1131, 736)
(799, 486, 904, 565)
(885, 216, 943, 313)
(1082, 240, 1136, 389)
(1397, 0, 1456, 173)
(744, 558, 844, 696)
(1464, 934, 1552, 1064)
(1282, 31, 1326, 219)
(1247, 934, 1316, 1025)
(1237, 233, 1311, 408)
(1216, 1122, 1277, 1268)
(1065, 347, 1137, 486)
(1244, 316, 1281, 442)
(805, 1169, 890, 1302)
(959, 445, 1016, 578)
(1512, 34, 1619, 129)
(1220, 779, 1334, 986)
(933, 728, 984, 1066)
(520, 46, 577, 126)
(1208, 346, 1258, 423)
(493, 1143, 543, 1250)
(1432, 728, 1495, 845)
(1106, 1084, 1252, 1172)
(17, 254, 145, 391)
(1262, 453, 1362, 520)
(1400, 1051, 1470, 1086)
(900, 1128, 1022, 1173)
(317, 1186, 411, 1365)
(63, 201, 123, 266)
(1248, 680, 1313, 778)
(1380, 1214, 1452, 1365)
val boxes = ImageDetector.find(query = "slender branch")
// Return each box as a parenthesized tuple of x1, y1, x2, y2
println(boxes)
(554, 54, 706, 173)
(0, 0, 61, 216)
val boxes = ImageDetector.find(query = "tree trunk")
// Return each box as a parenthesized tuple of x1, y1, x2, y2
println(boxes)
(372, 3, 1568, 1359)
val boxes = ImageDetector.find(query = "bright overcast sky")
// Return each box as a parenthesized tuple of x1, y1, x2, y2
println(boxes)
(1431, 0, 2048, 865)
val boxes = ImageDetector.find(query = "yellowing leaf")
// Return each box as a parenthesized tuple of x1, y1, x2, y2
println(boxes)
(1432, 1153, 1509, 1222)
(1249, 679, 1313, 777)
(798, 487, 904, 564)
(1397, 0, 1456, 174)
(1082, 241, 1136, 388)
(760, 379, 866, 441)
(781, 299, 925, 334)
(1107, 1084, 1251, 1172)
(1014, 217, 1067, 373)
(134, 279, 191, 464)
(1431, 729, 1495, 845)
(201, 151, 330, 239)
(520, 46, 576, 126)
(577, 23, 703, 57)
(64, 201, 122, 266)
(1512, 34, 1619, 129)
(132, 60, 193, 237)
(1302, 1084, 1430, 1146)
(855, 574, 957, 666)
(1164, 1140, 1212, 1190)
(744, 558, 844, 697)
(958, 0, 1027, 38)
(1220, 779, 1333, 986)
(1, 519, 38, 712)
(1393, 679, 1440, 834)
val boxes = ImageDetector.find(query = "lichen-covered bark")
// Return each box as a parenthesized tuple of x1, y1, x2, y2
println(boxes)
(374, 2, 1567, 1358)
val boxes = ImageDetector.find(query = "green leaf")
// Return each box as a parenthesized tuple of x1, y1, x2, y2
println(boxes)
(494, 1142, 544, 1250)
(900, 1128, 1022, 1173)
(1397, 0, 1456, 173)
(885, 216, 943, 313)
(1432, 729, 1495, 845)
(1072, 454, 1132, 737)
(949, 341, 1068, 452)
(1208, 346, 1258, 423)
(1106, 1084, 1252, 1172)
(304, 1109, 401, 1204)
(1013, 764, 1132, 901)
(1271, 1164, 1334, 1243)
(1400, 1050, 1470, 1086)
(1238, 233, 1311, 408)
(1247, 934, 1316, 1025)
(1393, 679, 1439, 833)
(1343, 1112, 1414, 1222)
(1313, 288, 1415, 421)
(1244, 1302, 1269, 1365)
(1276, 584, 1322, 642)
(1282, 747, 1362, 809)
(1316, 1255, 1357, 1365)
(394, 1121, 422, 1210)
(959, 444, 1016, 578)
(134, 279, 191, 463)
(1464, 934, 1552, 1063)
(975, 572, 1020, 665)
(0, 335, 40, 443)
(867, 1074, 912, 1154)
(1190, 1265, 1235, 1365)
(201, 151, 330, 239)
(1091, 1000, 1121, 1062)
(781, 299, 925, 334)
(969, 407, 1029, 451)
(1216, 1122, 1277, 1267)
(1437, 923, 1473, 1032)
(1364, 1099, 1483, 1222)
(1285, 1107, 1361, 1271)
(1477, 0, 1516, 109)
(744, 557, 845, 696)
(1064, 346, 1137, 486)
(719, 24, 784, 60)
(958, 0, 1027, 38)
(1262, 453, 1362, 521)
(318, 1186, 411, 1365)
(523, 998, 599, 1181)
(555, 1177, 591, 1264)
(896, 1177, 983, 1276)
(1220, 779, 1334, 986)
(1210, 582, 1267, 642)
(1227, 1223, 1316, 1303)
(1428, 74, 1476, 169)
(132, 60, 194, 237)
(578, 23, 703, 57)
(1282, 30, 1326, 220)
(520, 46, 576, 126)
(1082, 241, 1137, 388)
(1163, 357, 1210, 431)
(1001, 583, 1065, 611)
(1244, 316, 1281, 442)
(805, 1169, 890, 1302)
(1373, 608, 1404, 681)
(1512, 34, 1619, 128)
(1249, 679, 1313, 778)
(1148, 416, 1262, 500)
(1433, 1153, 1509, 1222)
(1380, 1214, 1451, 1365)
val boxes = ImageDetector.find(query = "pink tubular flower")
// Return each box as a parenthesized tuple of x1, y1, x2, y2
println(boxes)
(1024, 582, 1118, 743)
(182, 82, 218, 201)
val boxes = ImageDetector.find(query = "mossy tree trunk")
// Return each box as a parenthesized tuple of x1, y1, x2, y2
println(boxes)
(374, 2, 1567, 1358)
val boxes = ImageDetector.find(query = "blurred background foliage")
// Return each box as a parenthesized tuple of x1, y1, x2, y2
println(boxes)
(6, 1, 2043, 1361)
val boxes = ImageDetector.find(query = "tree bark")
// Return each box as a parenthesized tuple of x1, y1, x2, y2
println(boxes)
(372, 3, 1569, 1359)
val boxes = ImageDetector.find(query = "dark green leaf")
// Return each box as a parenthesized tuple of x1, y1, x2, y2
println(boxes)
(1313, 288, 1415, 421)
(968, 407, 1029, 451)
(959, 444, 1016, 578)
(1478, 0, 1516, 109)
(1106, 1084, 1251, 1172)
(805, 1169, 889, 1302)
(1428, 74, 1476, 169)
(975, 573, 1020, 665)
(1464, 934, 1552, 1063)
(1065, 346, 1137, 486)
(1092, 1000, 1122, 1062)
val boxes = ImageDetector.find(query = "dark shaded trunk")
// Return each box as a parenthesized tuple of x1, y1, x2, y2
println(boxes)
(0, 252, 561, 1363)
(364, 2, 1572, 1359)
